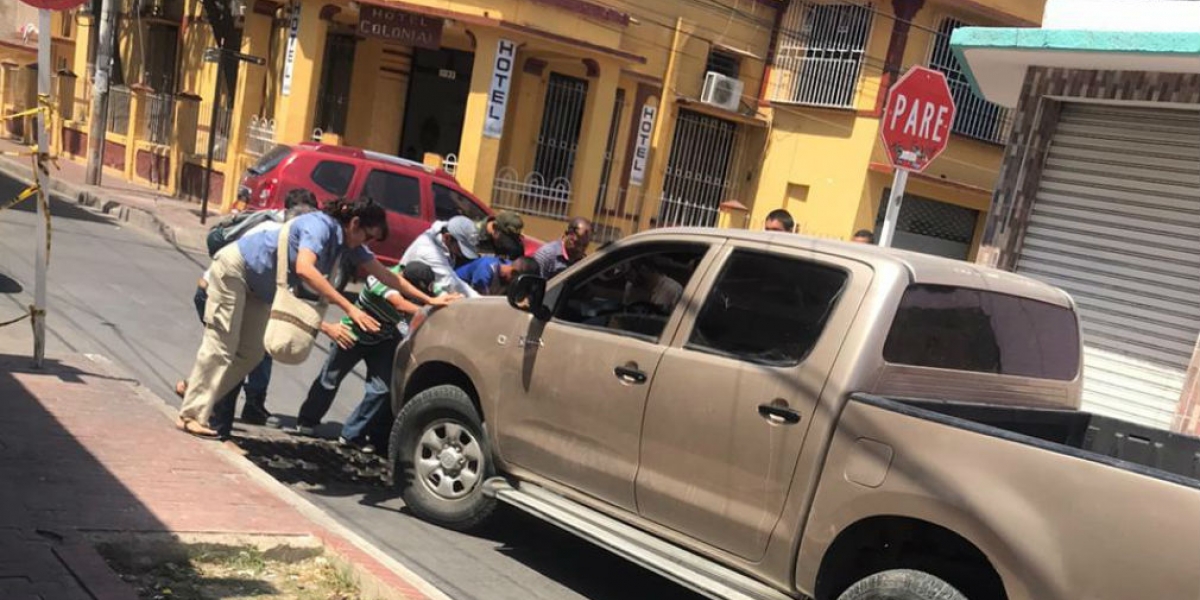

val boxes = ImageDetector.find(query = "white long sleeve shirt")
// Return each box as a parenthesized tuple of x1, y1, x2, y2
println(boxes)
(400, 222, 480, 298)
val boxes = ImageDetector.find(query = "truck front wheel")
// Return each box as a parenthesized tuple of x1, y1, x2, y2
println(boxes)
(837, 569, 968, 600)
(389, 384, 496, 532)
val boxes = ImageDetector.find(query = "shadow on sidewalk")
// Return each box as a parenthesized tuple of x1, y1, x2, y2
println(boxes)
(0, 353, 282, 598)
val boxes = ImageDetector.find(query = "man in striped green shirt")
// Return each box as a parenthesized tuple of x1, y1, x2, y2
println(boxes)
(293, 262, 439, 452)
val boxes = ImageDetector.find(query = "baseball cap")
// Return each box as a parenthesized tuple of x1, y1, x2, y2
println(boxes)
(493, 211, 524, 237)
(445, 216, 480, 260)
(402, 261, 436, 296)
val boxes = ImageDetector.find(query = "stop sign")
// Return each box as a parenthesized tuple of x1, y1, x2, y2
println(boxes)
(18, 0, 86, 10)
(879, 66, 956, 173)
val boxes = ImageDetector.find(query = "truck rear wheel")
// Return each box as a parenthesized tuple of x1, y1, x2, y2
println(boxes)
(389, 384, 496, 532)
(836, 569, 968, 600)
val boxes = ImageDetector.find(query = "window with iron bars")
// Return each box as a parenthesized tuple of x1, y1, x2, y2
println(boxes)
(928, 17, 1013, 144)
(769, 1, 873, 109)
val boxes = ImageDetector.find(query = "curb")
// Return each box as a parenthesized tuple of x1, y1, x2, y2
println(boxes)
(78, 352, 454, 600)
(0, 154, 208, 254)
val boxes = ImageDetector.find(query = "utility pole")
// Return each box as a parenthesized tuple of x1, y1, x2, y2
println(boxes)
(33, 7, 51, 367)
(84, 0, 117, 185)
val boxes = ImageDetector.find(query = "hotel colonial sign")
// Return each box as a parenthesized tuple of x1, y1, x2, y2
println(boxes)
(357, 4, 443, 49)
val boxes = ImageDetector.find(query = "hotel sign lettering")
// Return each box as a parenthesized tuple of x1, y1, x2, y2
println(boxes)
(358, 5, 443, 49)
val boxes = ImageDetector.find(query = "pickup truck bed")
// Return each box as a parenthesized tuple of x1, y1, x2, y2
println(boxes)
(803, 395, 1200, 600)
(876, 395, 1200, 488)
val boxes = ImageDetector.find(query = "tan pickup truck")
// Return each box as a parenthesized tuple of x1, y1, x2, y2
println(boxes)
(387, 229, 1200, 600)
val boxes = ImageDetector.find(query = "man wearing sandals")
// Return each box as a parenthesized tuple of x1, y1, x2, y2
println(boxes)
(176, 189, 319, 430)
(177, 198, 454, 439)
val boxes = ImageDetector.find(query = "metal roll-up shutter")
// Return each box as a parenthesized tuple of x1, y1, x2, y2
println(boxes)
(1015, 103, 1200, 430)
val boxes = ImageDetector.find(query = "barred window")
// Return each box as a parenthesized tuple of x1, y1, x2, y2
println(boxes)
(769, 1, 873, 109)
(928, 17, 1013, 144)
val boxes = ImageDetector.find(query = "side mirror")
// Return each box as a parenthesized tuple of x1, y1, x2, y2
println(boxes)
(507, 274, 550, 320)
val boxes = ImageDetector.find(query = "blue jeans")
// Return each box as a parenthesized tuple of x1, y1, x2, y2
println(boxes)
(297, 337, 398, 445)
(193, 285, 273, 435)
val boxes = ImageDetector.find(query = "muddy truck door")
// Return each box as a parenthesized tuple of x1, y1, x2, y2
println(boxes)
(635, 241, 874, 570)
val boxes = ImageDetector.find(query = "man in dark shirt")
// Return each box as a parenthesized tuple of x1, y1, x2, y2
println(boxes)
(533, 217, 592, 278)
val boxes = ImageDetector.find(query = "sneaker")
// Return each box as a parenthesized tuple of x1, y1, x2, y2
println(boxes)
(265, 415, 284, 429)
(239, 405, 272, 426)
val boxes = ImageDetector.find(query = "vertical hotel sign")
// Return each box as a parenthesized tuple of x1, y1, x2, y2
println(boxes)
(628, 104, 656, 186)
(484, 39, 517, 139)
(281, 2, 301, 96)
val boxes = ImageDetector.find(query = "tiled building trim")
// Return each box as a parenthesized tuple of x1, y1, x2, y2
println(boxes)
(975, 67, 1200, 270)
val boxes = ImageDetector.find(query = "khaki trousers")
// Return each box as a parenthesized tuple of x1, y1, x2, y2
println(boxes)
(178, 245, 271, 425)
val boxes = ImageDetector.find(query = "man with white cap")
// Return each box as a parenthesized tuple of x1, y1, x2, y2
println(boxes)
(400, 216, 481, 298)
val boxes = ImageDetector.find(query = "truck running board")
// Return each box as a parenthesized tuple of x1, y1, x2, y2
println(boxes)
(483, 478, 797, 600)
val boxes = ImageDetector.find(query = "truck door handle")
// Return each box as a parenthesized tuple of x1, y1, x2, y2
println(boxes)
(758, 403, 801, 425)
(614, 365, 647, 385)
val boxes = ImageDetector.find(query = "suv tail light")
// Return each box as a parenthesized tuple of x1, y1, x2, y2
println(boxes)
(255, 179, 278, 208)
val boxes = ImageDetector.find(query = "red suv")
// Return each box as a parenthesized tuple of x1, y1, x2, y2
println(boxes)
(239, 142, 539, 265)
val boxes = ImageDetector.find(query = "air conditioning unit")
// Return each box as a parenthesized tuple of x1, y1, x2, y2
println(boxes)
(701, 72, 744, 112)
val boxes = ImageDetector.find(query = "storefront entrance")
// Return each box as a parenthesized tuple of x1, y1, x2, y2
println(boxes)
(398, 48, 474, 161)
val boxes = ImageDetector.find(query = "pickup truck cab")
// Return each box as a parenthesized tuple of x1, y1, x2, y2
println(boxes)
(388, 229, 1200, 600)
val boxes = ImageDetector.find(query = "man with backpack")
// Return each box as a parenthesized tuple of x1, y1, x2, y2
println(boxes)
(176, 189, 319, 435)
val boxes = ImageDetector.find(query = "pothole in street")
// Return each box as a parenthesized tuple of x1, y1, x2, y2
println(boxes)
(227, 426, 391, 493)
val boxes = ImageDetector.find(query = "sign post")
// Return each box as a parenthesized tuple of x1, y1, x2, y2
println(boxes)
(877, 65, 956, 247)
(20, 0, 88, 366)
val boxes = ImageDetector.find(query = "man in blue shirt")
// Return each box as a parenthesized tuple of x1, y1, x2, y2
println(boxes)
(456, 256, 539, 296)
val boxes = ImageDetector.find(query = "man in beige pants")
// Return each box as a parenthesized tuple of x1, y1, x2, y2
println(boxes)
(177, 244, 271, 431)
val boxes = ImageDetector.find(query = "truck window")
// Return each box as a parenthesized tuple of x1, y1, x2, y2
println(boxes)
(687, 251, 848, 366)
(554, 244, 707, 341)
(883, 285, 1081, 380)
(310, 160, 356, 195)
(362, 170, 421, 217)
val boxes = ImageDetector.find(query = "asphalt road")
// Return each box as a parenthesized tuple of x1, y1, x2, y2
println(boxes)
(0, 173, 705, 600)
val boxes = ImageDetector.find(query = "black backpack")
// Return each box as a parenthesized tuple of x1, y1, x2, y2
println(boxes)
(206, 210, 283, 258)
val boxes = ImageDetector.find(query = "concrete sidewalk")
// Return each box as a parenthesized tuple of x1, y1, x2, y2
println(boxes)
(0, 137, 211, 253)
(0, 332, 448, 600)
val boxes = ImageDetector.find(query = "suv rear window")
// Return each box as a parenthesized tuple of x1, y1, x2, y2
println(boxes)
(311, 160, 356, 195)
(883, 285, 1080, 380)
(433, 184, 487, 222)
(248, 145, 291, 175)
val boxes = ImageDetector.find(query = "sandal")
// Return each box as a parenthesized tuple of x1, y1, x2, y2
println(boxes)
(176, 417, 218, 438)
(175, 380, 187, 398)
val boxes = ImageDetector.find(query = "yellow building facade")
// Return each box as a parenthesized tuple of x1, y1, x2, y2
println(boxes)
(754, 0, 1042, 259)
(7, 0, 1042, 255)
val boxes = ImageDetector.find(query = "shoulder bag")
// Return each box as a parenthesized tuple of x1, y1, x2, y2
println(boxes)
(263, 222, 328, 364)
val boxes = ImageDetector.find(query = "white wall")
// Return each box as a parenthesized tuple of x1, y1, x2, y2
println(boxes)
(1043, 0, 1200, 32)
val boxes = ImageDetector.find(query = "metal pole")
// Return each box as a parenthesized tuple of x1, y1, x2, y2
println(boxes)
(33, 8, 51, 368)
(200, 57, 224, 225)
(84, 0, 117, 185)
(878, 168, 909, 248)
